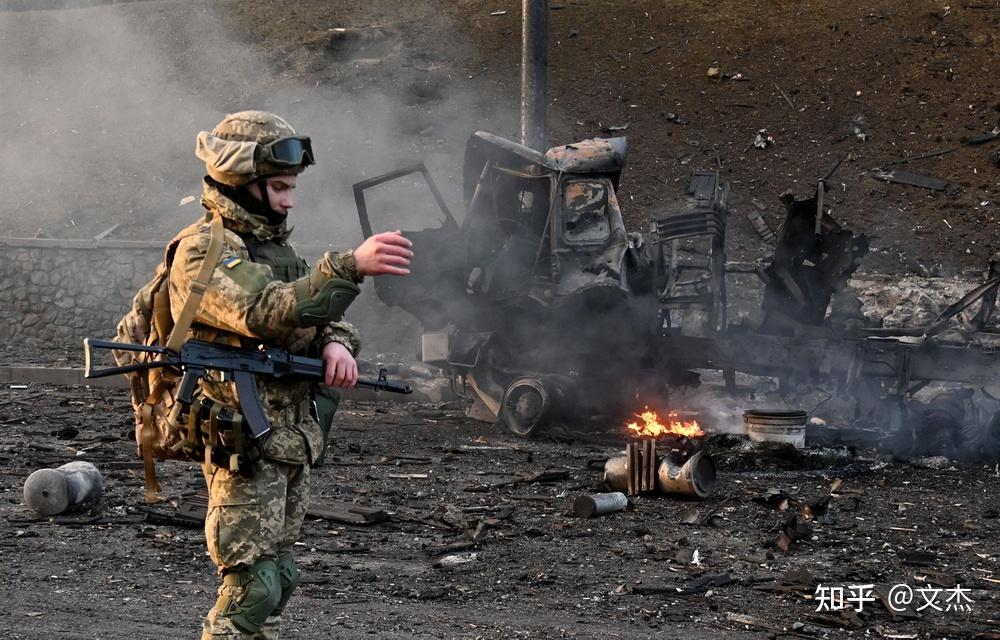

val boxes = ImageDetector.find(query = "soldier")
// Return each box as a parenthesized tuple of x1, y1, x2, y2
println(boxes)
(172, 111, 412, 639)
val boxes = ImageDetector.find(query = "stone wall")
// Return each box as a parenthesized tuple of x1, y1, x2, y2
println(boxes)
(0, 237, 422, 355)
(1, 237, 162, 347)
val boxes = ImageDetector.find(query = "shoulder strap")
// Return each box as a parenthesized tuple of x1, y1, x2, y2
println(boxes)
(166, 214, 225, 352)
(141, 214, 225, 503)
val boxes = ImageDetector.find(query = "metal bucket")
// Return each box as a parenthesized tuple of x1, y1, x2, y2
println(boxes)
(743, 410, 807, 448)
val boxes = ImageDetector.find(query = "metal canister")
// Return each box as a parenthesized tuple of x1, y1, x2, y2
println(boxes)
(573, 492, 629, 518)
(23, 460, 103, 516)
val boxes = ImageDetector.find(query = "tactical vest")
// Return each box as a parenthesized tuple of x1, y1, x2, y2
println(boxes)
(238, 233, 340, 463)
(238, 233, 309, 282)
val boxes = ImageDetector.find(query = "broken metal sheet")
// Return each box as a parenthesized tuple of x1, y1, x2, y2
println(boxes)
(306, 500, 388, 525)
(873, 169, 950, 191)
(963, 131, 1000, 146)
(543, 136, 628, 174)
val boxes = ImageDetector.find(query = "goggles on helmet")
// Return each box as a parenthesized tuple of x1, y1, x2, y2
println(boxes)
(259, 136, 315, 167)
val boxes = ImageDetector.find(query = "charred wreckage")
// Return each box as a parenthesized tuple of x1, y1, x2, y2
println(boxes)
(354, 131, 1000, 461)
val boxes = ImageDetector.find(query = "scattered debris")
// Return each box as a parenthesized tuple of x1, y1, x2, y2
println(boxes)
(23, 461, 102, 517)
(963, 129, 1000, 146)
(872, 169, 951, 192)
(92, 223, 120, 242)
(573, 492, 628, 518)
(752, 487, 791, 510)
(775, 514, 813, 553)
(489, 9, 508, 16)
(910, 455, 954, 470)
(678, 506, 700, 524)
(434, 552, 478, 568)
(605, 442, 716, 498)
(465, 469, 570, 492)
(773, 82, 795, 110)
(884, 148, 957, 166)
(752, 129, 774, 149)
(850, 114, 871, 141)
(746, 209, 776, 242)
(308, 500, 389, 525)
(661, 111, 685, 124)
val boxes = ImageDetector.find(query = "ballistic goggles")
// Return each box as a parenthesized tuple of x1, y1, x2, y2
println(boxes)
(259, 136, 315, 167)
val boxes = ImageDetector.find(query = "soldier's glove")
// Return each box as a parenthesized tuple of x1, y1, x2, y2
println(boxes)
(291, 254, 361, 327)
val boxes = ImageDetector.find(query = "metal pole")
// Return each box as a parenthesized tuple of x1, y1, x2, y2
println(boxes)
(520, 0, 548, 151)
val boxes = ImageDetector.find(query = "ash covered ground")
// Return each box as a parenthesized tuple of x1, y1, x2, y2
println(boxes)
(2, 384, 1000, 639)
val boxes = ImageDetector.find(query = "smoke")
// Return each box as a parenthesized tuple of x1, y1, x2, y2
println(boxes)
(0, 2, 515, 244)
(0, 1, 520, 352)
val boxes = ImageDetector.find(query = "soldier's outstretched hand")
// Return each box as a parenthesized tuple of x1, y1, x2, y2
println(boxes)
(354, 231, 413, 276)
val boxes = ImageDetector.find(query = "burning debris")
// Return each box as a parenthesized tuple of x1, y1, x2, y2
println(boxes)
(625, 408, 704, 439)
(604, 407, 718, 499)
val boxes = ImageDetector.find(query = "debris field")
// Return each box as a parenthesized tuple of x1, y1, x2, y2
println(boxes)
(2, 383, 999, 639)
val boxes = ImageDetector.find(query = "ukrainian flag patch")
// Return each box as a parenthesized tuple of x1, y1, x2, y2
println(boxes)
(222, 256, 243, 269)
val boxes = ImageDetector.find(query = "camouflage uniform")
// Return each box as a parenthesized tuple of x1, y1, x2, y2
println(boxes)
(170, 112, 362, 640)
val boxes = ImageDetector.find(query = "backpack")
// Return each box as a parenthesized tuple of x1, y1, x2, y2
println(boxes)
(114, 215, 224, 503)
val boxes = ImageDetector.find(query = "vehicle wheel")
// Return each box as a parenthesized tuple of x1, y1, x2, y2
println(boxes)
(500, 377, 551, 437)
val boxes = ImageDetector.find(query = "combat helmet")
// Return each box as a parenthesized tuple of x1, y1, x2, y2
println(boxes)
(195, 111, 314, 187)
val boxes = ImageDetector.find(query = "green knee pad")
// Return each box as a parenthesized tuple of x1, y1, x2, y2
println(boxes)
(292, 278, 359, 326)
(273, 555, 301, 615)
(216, 560, 282, 634)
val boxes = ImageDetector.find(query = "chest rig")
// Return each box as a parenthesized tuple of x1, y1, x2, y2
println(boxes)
(182, 233, 312, 475)
(239, 233, 309, 283)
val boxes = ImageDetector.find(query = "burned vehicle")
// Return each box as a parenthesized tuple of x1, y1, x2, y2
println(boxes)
(356, 131, 1000, 453)
(354, 132, 690, 433)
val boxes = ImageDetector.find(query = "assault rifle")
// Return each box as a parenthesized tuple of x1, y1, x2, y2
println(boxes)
(83, 338, 412, 439)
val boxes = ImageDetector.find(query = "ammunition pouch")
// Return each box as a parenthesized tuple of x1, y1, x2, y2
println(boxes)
(292, 276, 360, 327)
(176, 396, 263, 475)
(216, 560, 282, 634)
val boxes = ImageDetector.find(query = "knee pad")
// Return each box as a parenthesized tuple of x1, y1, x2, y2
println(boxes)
(273, 554, 301, 615)
(216, 560, 282, 634)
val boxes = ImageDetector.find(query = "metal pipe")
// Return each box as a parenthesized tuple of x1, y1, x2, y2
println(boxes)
(520, 0, 548, 151)
(656, 450, 716, 499)
(573, 492, 628, 518)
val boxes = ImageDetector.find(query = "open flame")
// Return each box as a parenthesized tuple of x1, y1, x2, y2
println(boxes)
(626, 408, 704, 438)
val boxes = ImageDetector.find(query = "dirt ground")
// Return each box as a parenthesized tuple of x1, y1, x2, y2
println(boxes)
(2, 383, 999, 639)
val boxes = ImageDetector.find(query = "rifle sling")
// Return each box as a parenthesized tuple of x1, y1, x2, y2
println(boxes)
(167, 214, 225, 353)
